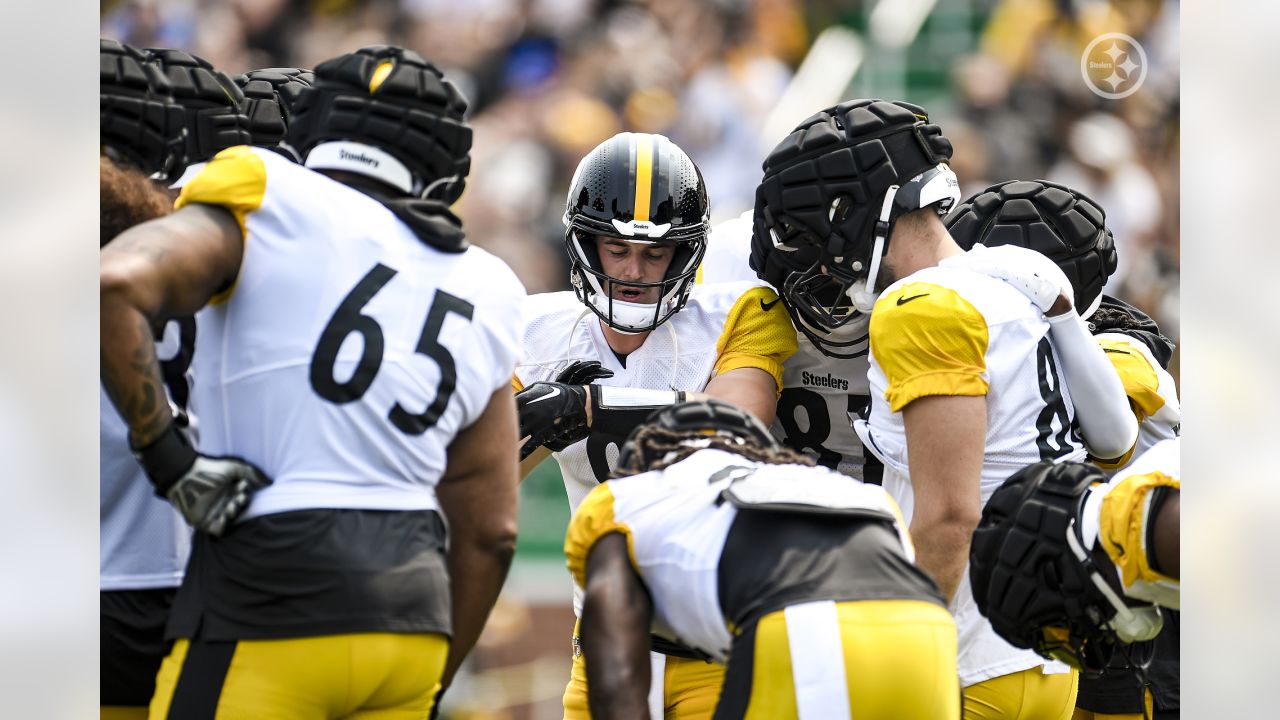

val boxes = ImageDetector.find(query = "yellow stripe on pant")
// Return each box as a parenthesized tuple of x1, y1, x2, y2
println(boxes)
(745, 599, 960, 720)
(148, 633, 448, 719)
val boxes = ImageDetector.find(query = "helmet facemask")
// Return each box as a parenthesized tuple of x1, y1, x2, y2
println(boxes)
(566, 229, 706, 335)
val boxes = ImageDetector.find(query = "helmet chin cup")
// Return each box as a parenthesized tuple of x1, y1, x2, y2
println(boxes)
(1066, 519, 1164, 644)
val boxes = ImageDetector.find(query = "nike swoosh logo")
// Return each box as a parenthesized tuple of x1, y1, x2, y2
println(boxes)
(527, 386, 562, 404)
(760, 298, 781, 311)
(896, 293, 929, 306)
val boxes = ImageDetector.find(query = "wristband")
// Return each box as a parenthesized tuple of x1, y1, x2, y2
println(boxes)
(130, 422, 197, 497)
(589, 386, 687, 437)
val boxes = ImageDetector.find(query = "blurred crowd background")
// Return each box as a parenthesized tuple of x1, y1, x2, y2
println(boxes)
(100, 1, 1180, 717)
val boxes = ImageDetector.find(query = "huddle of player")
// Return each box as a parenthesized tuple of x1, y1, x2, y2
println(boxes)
(100, 39, 1179, 720)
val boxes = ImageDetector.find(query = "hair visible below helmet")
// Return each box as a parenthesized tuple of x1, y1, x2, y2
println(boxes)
(147, 48, 252, 171)
(755, 99, 960, 322)
(100, 39, 187, 183)
(234, 67, 315, 149)
(946, 180, 1118, 317)
(615, 399, 780, 475)
(285, 46, 471, 202)
(564, 132, 709, 334)
(970, 460, 1164, 675)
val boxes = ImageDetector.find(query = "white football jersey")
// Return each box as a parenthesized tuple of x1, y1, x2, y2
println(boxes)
(100, 321, 193, 591)
(564, 448, 910, 662)
(855, 261, 1085, 687)
(515, 280, 795, 612)
(1094, 332, 1180, 471)
(176, 146, 525, 520)
(700, 211, 878, 480)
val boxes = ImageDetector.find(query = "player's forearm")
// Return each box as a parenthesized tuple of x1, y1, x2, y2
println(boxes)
(441, 521, 516, 686)
(100, 284, 171, 447)
(910, 514, 975, 603)
(582, 532, 653, 718)
(1047, 310, 1138, 460)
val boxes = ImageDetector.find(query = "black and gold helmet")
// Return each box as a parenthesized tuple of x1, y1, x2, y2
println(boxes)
(564, 132, 709, 334)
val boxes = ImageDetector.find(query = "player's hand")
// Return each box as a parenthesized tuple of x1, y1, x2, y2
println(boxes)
(554, 359, 614, 386)
(949, 244, 1074, 316)
(516, 381, 590, 459)
(132, 422, 272, 536)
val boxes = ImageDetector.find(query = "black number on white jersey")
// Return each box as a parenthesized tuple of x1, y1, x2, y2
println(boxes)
(309, 262, 475, 436)
(1034, 336, 1079, 461)
(776, 388, 882, 484)
(158, 316, 196, 410)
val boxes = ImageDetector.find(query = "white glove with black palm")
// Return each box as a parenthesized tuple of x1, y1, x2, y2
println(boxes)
(944, 244, 1074, 315)
(132, 422, 272, 536)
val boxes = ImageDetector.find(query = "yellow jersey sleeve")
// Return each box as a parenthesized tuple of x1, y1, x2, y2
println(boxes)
(1097, 337, 1166, 423)
(713, 285, 798, 396)
(564, 482, 639, 588)
(870, 281, 990, 412)
(1099, 470, 1180, 592)
(174, 145, 267, 240)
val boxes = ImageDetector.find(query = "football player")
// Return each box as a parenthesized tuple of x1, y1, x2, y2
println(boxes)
(947, 179, 1181, 719)
(568, 399, 960, 719)
(101, 46, 524, 718)
(752, 99, 1139, 719)
(514, 132, 797, 718)
(970, 438, 1180, 706)
(99, 38, 196, 720)
(947, 179, 1180, 470)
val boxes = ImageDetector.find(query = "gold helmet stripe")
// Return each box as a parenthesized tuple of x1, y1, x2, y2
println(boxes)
(633, 133, 654, 222)
(368, 61, 394, 93)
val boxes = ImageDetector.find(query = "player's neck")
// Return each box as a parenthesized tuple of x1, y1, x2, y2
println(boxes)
(600, 321, 651, 356)
(887, 219, 963, 278)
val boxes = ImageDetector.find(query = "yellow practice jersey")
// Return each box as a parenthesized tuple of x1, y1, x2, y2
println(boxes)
(855, 261, 1085, 687)
(1093, 332, 1180, 473)
(177, 146, 526, 520)
(699, 211, 878, 480)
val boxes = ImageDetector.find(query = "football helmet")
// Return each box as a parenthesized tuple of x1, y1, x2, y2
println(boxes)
(754, 99, 959, 319)
(146, 48, 252, 173)
(946, 180, 1118, 318)
(616, 399, 777, 474)
(100, 38, 187, 183)
(234, 67, 315, 150)
(749, 223, 869, 358)
(564, 132, 709, 334)
(285, 46, 471, 202)
(970, 459, 1164, 674)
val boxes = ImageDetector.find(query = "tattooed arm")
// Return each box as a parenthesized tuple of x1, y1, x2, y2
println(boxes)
(100, 204, 243, 445)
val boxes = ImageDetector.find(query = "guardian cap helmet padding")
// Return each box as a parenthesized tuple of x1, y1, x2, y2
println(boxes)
(100, 39, 187, 183)
(617, 399, 778, 474)
(285, 46, 471, 202)
(564, 132, 710, 334)
(946, 180, 1118, 318)
(754, 99, 959, 319)
(970, 460, 1164, 675)
(146, 48, 252, 167)
(234, 67, 315, 149)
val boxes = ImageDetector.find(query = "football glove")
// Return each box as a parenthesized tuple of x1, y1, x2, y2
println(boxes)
(554, 359, 615, 386)
(132, 421, 272, 536)
(516, 381, 590, 459)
